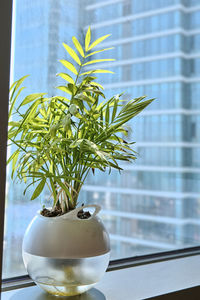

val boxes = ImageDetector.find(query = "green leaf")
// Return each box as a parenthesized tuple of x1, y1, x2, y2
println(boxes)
(96, 150, 107, 161)
(112, 98, 119, 122)
(59, 59, 78, 75)
(72, 36, 84, 57)
(39, 108, 47, 118)
(62, 42, 81, 65)
(9, 87, 25, 119)
(69, 139, 83, 148)
(19, 93, 46, 107)
(7, 149, 20, 166)
(67, 83, 77, 95)
(9, 81, 18, 93)
(56, 73, 75, 84)
(49, 178, 57, 204)
(56, 97, 70, 108)
(9, 76, 29, 118)
(56, 86, 72, 95)
(85, 27, 91, 52)
(82, 75, 97, 83)
(75, 93, 94, 104)
(23, 180, 41, 196)
(9, 75, 29, 101)
(31, 178, 46, 200)
(86, 47, 114, 58)
(80, 69, 114, 76)
(71, 98, 84, 111)
(116, 99, 155, 122)
(15, 100, 40, 136)
(11, 150, 20, 179)
(133, 96, 147, 104)
(55, 96, 70, 104)
(21, 152, 32, 168)
(80, 139, 99, 152)
(56, 178, 73, 203)
(90, 81, 104, 90)
(88, 34, 111, 51)
(8, 121, 21, 127)
(83, 59, 115, 66)
(105, 104, 110, 125)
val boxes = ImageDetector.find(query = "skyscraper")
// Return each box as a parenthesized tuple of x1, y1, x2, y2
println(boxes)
(80, 0, 200, 258)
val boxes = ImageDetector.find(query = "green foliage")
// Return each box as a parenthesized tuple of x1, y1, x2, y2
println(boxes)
(7, 27, 154, 212)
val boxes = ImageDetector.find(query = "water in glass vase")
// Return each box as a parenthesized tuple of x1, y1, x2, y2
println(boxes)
(23, 251, 110, 296)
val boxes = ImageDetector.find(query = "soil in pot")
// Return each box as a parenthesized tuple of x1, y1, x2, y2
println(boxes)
(40, 207, 91, 219)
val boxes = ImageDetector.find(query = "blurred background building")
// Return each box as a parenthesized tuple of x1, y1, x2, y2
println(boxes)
(81, 0, 200, 257)
(3, 0, 200, 278)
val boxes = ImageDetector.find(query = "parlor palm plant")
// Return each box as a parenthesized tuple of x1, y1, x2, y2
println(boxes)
(8, 27, 154, 214)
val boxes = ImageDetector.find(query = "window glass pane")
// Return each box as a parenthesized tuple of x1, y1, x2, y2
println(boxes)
(3, 0, 200, 279)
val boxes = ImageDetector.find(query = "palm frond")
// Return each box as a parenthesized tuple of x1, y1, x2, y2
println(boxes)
(7, 27, 155, 213)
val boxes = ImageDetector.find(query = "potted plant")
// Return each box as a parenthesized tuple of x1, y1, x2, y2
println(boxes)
(7, 27, 154, 297)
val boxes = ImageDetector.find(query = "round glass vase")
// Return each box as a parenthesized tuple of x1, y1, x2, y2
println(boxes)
(22, 205, 110, 297)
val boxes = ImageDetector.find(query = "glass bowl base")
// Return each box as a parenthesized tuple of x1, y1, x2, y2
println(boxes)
(36, 281, 95, 296)
(23, 251, 110, 297)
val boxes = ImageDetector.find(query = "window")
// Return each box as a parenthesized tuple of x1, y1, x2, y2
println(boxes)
(2, 0, 200, 285)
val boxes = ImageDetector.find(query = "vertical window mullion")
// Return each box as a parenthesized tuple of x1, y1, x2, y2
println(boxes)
(0, 0, 13, 293)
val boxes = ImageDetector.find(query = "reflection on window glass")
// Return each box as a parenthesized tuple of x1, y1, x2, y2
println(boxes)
(3, 0, 200, 278)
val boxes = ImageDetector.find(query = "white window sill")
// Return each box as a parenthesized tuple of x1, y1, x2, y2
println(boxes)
(2, 254, 200, 299)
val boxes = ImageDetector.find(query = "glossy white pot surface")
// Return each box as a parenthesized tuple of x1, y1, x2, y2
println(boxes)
(22, 205, 110, 259)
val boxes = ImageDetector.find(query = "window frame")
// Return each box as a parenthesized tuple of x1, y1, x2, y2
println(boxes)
(0, 0, 13, 294)
(1, 1, 200, 298)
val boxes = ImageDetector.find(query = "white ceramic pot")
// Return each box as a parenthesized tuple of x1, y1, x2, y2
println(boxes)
(22, 205, 110, 297)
